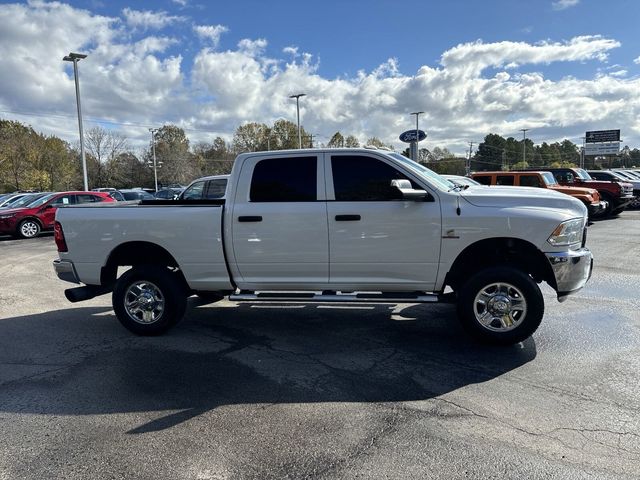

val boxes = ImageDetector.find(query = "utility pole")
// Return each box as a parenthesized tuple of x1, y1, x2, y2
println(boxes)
(149, 128, 159, 192)
(410, 111, 425, 161)
(308, 133, 316, 148)
(467, 141, 474, 175)
(63, 52, 89, 191)
(289, 93, 306, 149)
(520, 128, 529, 165)
(580, 136, 586, 169)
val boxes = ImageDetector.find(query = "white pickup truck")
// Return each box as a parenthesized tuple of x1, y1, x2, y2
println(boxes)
(53, 148, 593, 345)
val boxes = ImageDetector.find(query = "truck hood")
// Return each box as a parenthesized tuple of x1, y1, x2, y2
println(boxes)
(459, 186, 586, 216)
(550, 185, 597, 196)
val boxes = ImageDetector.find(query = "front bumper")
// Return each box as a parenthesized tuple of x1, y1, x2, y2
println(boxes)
(545, 248, 593, 301)
(53, 259, 80, 284)
(588, 201, 607, 216)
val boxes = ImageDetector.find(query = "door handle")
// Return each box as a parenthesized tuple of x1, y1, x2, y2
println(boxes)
(335, 214, 361, 221)
(238, 216, 262, 222)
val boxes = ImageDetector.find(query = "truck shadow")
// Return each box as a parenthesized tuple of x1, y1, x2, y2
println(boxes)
(0, 301, 536, 434)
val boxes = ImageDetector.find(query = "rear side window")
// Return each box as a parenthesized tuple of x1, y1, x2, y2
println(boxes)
(473, 175, 492, 186)
(331, 155, 414, 201)
(496, 175, 514, 186)
(204, 179, 227, 199)
(520, 175, 542, 187)
(250, 157, 317, 202)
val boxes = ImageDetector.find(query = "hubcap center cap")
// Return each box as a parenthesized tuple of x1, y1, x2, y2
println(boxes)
(489, 295, 511, 315)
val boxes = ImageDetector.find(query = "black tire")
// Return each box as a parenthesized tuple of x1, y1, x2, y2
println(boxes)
(457, 266, 544, 345)
(195, 291, 224, 303)
(599, 193, 614, 217)
(17, 219, 41, 239)
(112, 266, 187, 335)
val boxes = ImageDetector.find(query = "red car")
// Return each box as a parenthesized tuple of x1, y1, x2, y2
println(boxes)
(0, 191, 114, 239)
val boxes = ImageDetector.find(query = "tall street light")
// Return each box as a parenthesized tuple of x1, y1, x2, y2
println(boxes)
(149, 128, 159, 192)
(410, 111, 424, 161)
(289, 93, 306, 149)
(520, 128, 529, 165)
(63, 52, 88, 191)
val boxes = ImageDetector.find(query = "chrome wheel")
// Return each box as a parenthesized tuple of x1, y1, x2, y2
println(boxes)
(124, 281, 165, 324)
(473, 282, 527, 332)
(20, 221, 39, 238)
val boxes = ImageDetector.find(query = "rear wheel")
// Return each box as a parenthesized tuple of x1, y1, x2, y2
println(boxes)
(18, 219, 40, 239)
(113, 266, 187, 335)
(457, 266, 544, 345)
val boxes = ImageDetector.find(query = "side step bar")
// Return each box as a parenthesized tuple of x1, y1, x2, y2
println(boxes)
(228, 291, 443, 304)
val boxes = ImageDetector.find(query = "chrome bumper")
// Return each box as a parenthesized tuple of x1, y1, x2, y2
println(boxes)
(588, 201, 608, 216)
(545, 248, 593, 301)
(53, 259, 80, 284)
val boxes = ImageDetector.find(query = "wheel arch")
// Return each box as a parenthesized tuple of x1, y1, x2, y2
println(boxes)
(101, 241, 187, 289)
(444, 237, 556, 292)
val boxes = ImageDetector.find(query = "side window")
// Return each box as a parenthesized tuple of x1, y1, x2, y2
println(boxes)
(250, 157, 317, 202)
(496, 175, 514, 186)
(204, 179, 227, 199)
(331, 155, 414, 201)
(520, 175, 542, 187)
(50, 195, 75, 206)
(182, 181, 205, 200)
(473, 175, 492, 186)
(76, 194, 99, 204)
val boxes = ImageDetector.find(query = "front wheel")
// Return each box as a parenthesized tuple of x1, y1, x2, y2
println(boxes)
(457, 267, 544, 345)
(18, 219, 41, 238)
(113, 266, 187, 335)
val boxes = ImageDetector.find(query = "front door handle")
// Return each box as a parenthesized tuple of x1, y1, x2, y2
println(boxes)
(335, 214, 361, 221)
(238, 216, 262, 222)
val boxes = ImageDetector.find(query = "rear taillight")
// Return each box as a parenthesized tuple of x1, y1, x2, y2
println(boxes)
(54, 221, 68, 252)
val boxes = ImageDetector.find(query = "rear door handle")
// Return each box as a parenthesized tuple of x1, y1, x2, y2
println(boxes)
(238, 216, 262, 222)
(335, 214, 361, 221)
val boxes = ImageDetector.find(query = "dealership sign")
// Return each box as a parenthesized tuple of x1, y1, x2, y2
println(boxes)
(585, 129, 620, 143)
(399, 130, 427, 143)
(584, 142, 620, 156)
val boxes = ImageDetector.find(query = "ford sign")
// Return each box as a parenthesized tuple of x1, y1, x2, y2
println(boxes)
(399, 130, 427, 143)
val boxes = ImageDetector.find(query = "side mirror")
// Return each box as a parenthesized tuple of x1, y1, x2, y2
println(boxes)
(391, 179, 428, 200)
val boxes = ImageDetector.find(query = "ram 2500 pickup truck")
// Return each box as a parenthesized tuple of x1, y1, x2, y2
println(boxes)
(53, 148, 593, 345)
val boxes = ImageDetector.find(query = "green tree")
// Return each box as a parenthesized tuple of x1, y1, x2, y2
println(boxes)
(327, 132, 344, 148)
(344, 135, 360, 148)
(148, 124, 198, 186)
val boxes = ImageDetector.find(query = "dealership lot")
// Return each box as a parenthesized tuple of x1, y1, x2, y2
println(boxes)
(0, 213, 639, 479)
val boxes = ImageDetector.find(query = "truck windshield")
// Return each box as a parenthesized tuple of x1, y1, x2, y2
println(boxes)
(541, 172, 557, 186)
(387, 153, 455, 190)
(574, 168, 592, 180)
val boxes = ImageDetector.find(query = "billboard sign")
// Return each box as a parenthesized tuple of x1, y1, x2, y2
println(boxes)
(399, 129, 427, 143)
(585, 130, 620, 143)
(584, 142, 620, 156)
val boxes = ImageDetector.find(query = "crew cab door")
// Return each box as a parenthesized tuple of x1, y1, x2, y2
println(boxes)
(230, 153, 328, 287)
(326, 153, 441, 290)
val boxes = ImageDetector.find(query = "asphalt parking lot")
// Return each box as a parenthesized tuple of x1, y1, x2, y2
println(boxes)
(1, 212, 639, 479)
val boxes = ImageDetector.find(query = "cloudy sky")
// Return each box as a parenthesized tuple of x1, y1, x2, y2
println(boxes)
(0, 0, 639, 154)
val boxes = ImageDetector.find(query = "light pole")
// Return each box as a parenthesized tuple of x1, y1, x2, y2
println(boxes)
(289, 93, 306, 149)
(63, 52, 89, 191)
(580, 136, 586, 169)
(410, 111, 424, 161)
(520, 128, 529, 165)
(149, 128, 159, 192)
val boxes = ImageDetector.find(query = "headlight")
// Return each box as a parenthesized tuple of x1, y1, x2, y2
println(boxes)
(0, 213, 16, 219)
(547, 218, 584, 246)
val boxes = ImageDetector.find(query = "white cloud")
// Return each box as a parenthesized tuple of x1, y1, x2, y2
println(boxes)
(552, 0, 580, 10)
(122, 8, 185, 30)
(609, 70, 627, 78)
(0, 2, 638, 154)
(172, 0, 188, 6)
(634, 56, 640, 65)
(193, 24, 228, 47)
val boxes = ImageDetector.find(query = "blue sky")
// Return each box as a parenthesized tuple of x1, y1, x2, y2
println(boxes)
(0, 0, 639, 153)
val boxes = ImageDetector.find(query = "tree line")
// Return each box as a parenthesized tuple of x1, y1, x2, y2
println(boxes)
(2, 117, 639, 193)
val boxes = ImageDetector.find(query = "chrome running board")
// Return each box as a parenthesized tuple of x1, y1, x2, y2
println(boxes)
(228, 291, 441, 303)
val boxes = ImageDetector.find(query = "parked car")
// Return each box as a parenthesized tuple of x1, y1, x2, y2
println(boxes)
(0, 191, 114, 238)
(54, 148, 593, 345)
(442, 175, 481, 187)
(118, 189, 156, 201)
(154, 188, 184, 200)
(108, 191, 126, 202)
(471, 171, 606, 217)
(2, 192, 51, 210)
(0, 192, 35, 209)
(179, 175, 228, 200)
(588, 170, 640, 208)
(512, 167, 635, 216)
